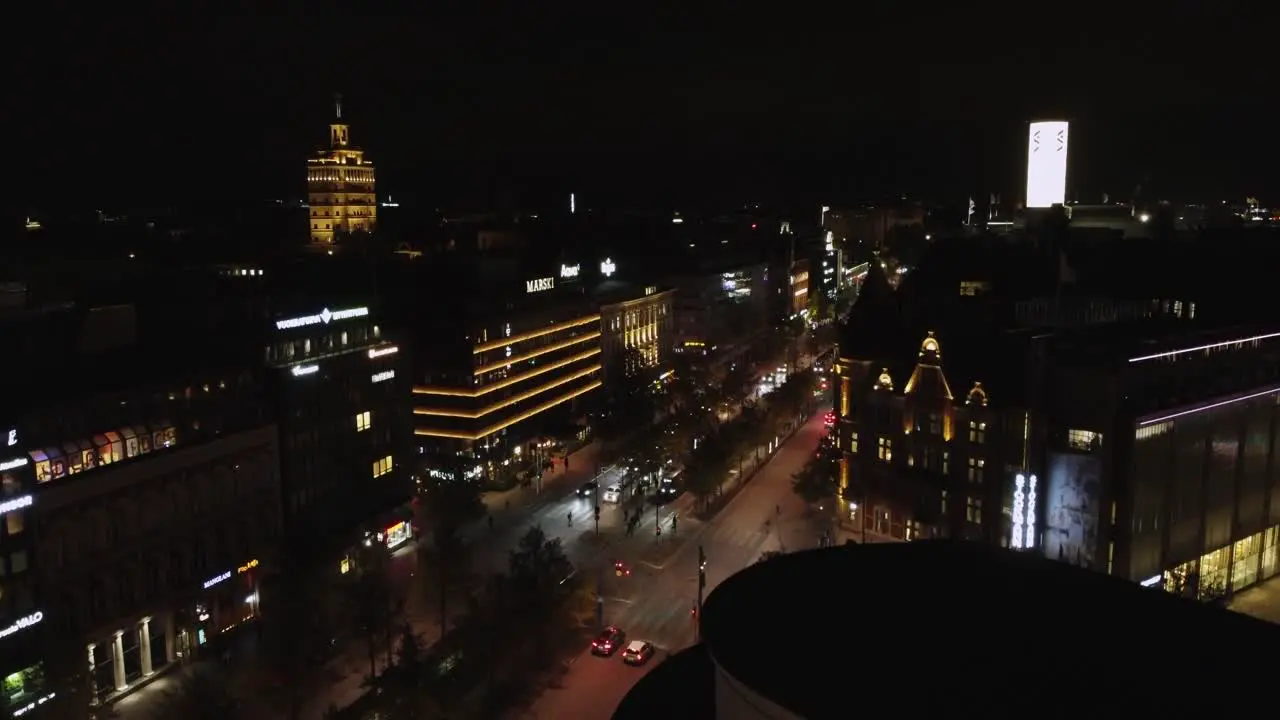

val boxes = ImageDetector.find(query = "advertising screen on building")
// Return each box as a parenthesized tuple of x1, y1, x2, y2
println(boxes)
(1026, 120, 1069, 208)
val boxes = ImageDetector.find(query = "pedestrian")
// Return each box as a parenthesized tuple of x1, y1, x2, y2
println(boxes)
(487, 515, 494, 531)
(568, 510, 573, 527)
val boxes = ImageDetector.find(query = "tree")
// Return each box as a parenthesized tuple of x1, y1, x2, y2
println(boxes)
(416, 471, 486, 639)
(506, 526, 576, 656)
(348, 540, 401, 678)
(793, 455, 838, 506)
(685, 432, 732, 512)
(147, 666, 241, 720)
(262, 567, 345, 720)
(598, 347, 658, 442)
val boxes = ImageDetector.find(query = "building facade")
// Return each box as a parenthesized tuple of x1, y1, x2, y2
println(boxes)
(307, 97, 376, 246)
(670, 263, 770, 362)
(597, 285, 675, 375)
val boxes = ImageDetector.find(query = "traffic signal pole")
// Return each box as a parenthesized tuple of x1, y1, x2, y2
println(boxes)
(696, 545, 707, 641)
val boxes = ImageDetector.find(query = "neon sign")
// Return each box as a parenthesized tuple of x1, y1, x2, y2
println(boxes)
(368, 346, 398, 359)
(291, 364, 319, 377)
(0, 611, 43, 640)
(0, 495, 32, 516)
(600, 258, 617, 277)
(1011, 474, 1026, 549)
(560, 264, 580, 279)
(526, 277, 554, 293)
(238, 559, 259, 574)
(0, 457, 27, 471)
(6, 429, 15, 446)
(275, 306, 369, 330)
(372, 370, 395, 383)
(202, 571, 231, 589)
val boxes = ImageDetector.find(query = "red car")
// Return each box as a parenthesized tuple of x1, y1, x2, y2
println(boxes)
(614, 560, 631, 577)
(592, 626, 626, 656)
(823, 412, 836, 428)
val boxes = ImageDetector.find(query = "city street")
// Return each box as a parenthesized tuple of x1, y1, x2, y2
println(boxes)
(524, 410, 831, 719)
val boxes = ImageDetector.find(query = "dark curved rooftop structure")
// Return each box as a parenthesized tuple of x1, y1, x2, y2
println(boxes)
(615, 541, 1280, 719)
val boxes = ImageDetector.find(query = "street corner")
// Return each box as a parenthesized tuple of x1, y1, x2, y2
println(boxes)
(637, 536, 684, 570)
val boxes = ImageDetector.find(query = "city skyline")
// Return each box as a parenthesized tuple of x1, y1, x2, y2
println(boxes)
(16, 13, 1274, 212)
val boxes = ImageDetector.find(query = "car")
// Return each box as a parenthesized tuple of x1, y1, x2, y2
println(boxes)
(577, 480, 599, 497)
(614, 560, 632, 577)
(602, 485, 621, 503)
(823, 412, 836, 428)
(621, 640, 655, 666)
(591, 626, 626, 656)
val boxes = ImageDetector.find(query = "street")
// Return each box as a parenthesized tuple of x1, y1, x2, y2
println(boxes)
(524, 410, 831, 720)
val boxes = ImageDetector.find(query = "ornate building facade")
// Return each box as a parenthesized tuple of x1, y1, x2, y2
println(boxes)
(307, 96, 376, 246)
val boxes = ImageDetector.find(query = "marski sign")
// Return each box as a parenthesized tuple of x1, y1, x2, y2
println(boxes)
(526, 277, 555, 293)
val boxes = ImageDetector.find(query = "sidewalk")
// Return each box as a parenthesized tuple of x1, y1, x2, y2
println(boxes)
(482, 441, 603, 522)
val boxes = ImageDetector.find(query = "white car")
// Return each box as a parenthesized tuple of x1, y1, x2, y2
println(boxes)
(603, 485, 621, 503)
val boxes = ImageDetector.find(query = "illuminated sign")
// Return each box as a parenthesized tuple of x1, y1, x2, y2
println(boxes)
(12, 690, 56, 716)
(237, 559, 259, 574)
(0, 611, 43, 640)
(275, 306, 370, 330)
(644, 286, 657, 296)
(1140, 574, 1163, 588)
(0, 495, 32, 516)
(1011, 473, 1038, 549)
(368, 346, 398, 359)
(1025, 120, 1069, 208)
(0, 457, 27, 472)
(560, 264, 580, 279)
(526, 277, 555, 293)
(600, 258, 617, 277)
(372, 370, 395, 383)
(6, 429, 15, 446)
(291, 364, 319, 377)
(203, 571, 232, 589)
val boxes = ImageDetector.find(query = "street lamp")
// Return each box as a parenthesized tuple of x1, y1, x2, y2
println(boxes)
(696, 545, 707, 640)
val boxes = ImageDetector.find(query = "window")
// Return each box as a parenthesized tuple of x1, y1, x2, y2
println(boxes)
(968, 421, 986, 444)
(5, 511, 23, 537)
(8, 550, 27, 574)
(928, 412, 942, 436)
(966, 497, 983, 524)
(1067, 429, 1101, 451)
(967, 457, 985, 484)
(877, 437, 892, 462)
(373, 455, 393, 478)
(941, 489, 949, 515)
(942, 450, 950, 475)
(850, 432, 858, 455)
(356, 411, 372, 432)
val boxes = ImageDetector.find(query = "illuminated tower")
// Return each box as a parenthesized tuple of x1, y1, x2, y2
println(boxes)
(307, 94, 376, 245)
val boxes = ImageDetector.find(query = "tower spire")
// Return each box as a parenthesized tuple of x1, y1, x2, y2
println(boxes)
(334, 92, 343, 120)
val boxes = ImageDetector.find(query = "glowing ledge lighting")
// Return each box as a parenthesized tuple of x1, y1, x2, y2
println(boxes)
(291, 364, 319, 377)
(473, 332, 600, 376)
(0, 611, 44, 640)
(372, 370, 395, 383)
(473, 315, 600, 354)
(203, 571, 232, 589)
(368, 345, 398, 359)
(1137, 385, 1280, 426)
(414, 348, 602, 397)
(275, 306, 369, 330)
(415, 364, 601, 419)
(415, 380, 602, 441)
(1128, 331, 1280, 363)
(0, 495, 33, 516)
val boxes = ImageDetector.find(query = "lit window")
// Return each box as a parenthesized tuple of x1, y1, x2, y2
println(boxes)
(966, 497, 983, 524)
(877, 437, 892, 462)
(968, 421, 986, 444)
(1067, 429, 1101, 451)
(967, 457, 985, 484)
(373, 455, 394, 478)
(941, 489, 949, 515)
(851, 431, 858, 455)
(942, 450, 950, 474)
(356, 411, 372, 432)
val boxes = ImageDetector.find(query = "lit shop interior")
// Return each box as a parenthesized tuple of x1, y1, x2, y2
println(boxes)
(4, 661, 54, 718)
(28, 425, 178, 484)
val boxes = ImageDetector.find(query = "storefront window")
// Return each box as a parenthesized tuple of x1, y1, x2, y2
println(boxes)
(1198, 546, 1231, 600)
(104, 432, 123, 463)
(45, 448, 66, 480)
(154, 426, 176, 449)
(29, 451, 50, 484)
(1231, 532, 1263, 591)
(63, 442, 83, 475)
(2, 663, 47, 711)
(134, 426, 152, 454)
(385, 521, 411, 549)
(1261, 527, 1279, 581)
(93, 435, 113, 466)
(77, 439, 97, 470)
(1165, 559, 1199, 599)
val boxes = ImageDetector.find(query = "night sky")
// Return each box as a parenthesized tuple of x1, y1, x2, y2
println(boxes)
(16, 12, 1273, 213)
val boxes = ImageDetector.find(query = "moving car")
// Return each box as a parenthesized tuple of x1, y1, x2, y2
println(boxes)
(823, 411, 836, 429)
(577, 480, 599, 497)
(602, 485, 621, 503)
(591, 626, 626, 656)
(621, 640, 655, 666)
(614, 560, 631, 577)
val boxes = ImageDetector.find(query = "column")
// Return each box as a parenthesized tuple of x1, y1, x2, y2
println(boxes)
(138, 617, 153, 676)
(86, 643, 98, 705)
(163, 613, 175, 663)
(111, 631, 126, 691)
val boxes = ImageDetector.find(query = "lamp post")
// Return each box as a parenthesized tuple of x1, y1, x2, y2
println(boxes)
(696, 545, 707, 641)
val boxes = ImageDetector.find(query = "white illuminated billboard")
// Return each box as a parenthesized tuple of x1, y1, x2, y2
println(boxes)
(1025, 121, 1069, 208)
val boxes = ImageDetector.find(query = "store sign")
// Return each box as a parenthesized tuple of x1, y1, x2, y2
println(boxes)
(0, 495, 32, 516)
(368, 346, 398, 359)
(202, 571, 232, 590)
(1010, 473, 1038, 549)
(0, 611, 43, 640)
(526, 277, 555, 293)
(6, 429, 15, 446)
(275, 306, 370, 330)
(600, 258, 617, 277)
(560, 264, 580, 279)
(291, 364, 319, 377)
(0, 457, 27, 472)
(12, 690, 56, 717)
(372, 370, 395, 383)
(238, 559, 259, 574)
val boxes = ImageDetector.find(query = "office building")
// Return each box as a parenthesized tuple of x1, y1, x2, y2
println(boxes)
(307, 96, 376, 246)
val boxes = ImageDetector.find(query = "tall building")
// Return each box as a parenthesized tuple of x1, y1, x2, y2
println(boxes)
(306, 95, 376, 246)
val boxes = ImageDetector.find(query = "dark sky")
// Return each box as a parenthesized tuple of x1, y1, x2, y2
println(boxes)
(15, 11, 1274, 212)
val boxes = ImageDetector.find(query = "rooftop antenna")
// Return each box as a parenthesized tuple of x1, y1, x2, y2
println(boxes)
(334, 92, 343, 120)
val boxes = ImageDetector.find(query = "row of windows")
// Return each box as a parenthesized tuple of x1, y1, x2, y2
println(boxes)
(373, 455, 394, 478)
(940, 490, 985, 524)
(266, 324, 381, 364)
(854, 432, 986, 483)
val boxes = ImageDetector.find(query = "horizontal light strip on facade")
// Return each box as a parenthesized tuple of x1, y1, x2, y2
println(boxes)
(414, 380, 602, 441)
(1128, 331, 1280, 363)
(473, 332, 601, 376)
(413, 348, 601, 398)
(473, 315, 601, 354)
(414, 364, 601, 419)
(1136, 385, 1280, 426)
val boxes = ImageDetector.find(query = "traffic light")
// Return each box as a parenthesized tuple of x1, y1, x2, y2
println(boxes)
(698, 545, 707, 589)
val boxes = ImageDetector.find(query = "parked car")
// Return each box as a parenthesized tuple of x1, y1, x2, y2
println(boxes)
(621, 640, 655, 666)
(592, 626, 626, 656)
